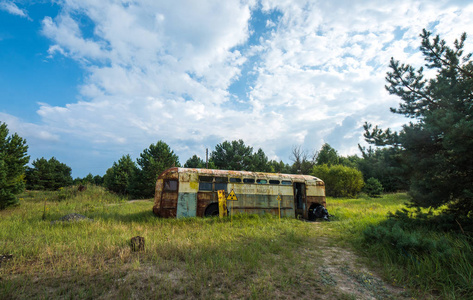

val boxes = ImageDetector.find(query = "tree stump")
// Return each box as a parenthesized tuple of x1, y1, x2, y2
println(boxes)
(130, 236, 145, 252)
(78, 185, 87, 192)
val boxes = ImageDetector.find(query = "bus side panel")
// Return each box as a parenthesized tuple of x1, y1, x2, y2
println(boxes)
(176, 192, 197, 218)
(160, 191, 178, 218)
(176, 180, 198, 218)
(306, 185, 325, 197)
(229, 184, 295, 217)
(159, 172, 179, 218)
(306, 184, 326, 209)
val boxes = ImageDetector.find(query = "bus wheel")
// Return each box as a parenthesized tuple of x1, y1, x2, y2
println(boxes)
(204, 203, 219, 217)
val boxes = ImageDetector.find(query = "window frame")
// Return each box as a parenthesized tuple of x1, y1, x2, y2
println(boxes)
(163, 179, 178, 191)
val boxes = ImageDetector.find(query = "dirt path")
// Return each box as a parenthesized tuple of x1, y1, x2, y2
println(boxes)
(304, 235, 409, 299)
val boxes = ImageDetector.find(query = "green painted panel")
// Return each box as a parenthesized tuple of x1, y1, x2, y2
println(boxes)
(176, 192, 197, 218)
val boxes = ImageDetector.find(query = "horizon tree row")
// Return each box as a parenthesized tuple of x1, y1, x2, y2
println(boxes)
(1, 119, 397, 207)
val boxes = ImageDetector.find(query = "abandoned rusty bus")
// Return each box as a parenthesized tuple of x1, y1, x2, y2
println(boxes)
(152, 167, 326, 220)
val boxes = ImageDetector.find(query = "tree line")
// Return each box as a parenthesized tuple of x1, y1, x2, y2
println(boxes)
(1, 29, 472, 221)
(0, 128, 387, 202)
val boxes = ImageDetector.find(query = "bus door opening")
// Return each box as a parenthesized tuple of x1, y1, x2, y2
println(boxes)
(293, 182, 306, 218)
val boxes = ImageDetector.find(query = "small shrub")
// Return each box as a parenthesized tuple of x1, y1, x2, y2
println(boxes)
(363, 177, 383, 198)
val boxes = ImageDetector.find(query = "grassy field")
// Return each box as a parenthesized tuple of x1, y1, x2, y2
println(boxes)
(0, 186, 468, 299)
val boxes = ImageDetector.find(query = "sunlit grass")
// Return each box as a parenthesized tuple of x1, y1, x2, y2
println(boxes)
(0, 185, 329, 299)
(1, 188, 470, 299)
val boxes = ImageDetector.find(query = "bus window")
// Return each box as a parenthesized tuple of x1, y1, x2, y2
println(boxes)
(229, 178, 241, 183)
(199, 182, 212, 191)
(164, 180, 178, 191)
(215, 177, 228, 191)
(243, 178, 255, 184)
(256, 179, 267, 184)
(281, 180, 291, 185)
(199, 176, 213, 191)
(269, 180, 280, 185)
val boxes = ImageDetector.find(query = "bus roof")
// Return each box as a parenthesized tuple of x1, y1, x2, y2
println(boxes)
(159, 167, 323, 183)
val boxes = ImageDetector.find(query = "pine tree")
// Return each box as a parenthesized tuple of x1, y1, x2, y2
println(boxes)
(129, 141, 180, 198)
(184, 155, 206, 168)
(210, 140, 254, 171)
(103, 154, 137, 195)
(0, 122, 29, 209)
(25, 157, 73, 190)
(315, 143, 339, 166)
(367, 29, 473, 216)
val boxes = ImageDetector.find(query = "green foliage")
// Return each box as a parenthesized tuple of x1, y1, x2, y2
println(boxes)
(72, 173, 103, 185)
(73, 173, 103, 185)
(291, 143, 359, 175)
(211, 139, 253, 171)
(315, 143, 339, 166)
(363, 177, 383, 197)
(362, 210, 473, 298)
(25, 157, 73, 190)
(210, 140, 271, 172)
(129, 141, 180, 198)
(0, 122, 29, 209)
(366, 30, 473, 216)
(312, 164, 364, 197)
(268, 159, 291, 173)
(250, 148, 271, 172)
(338, 154, 361, 169)
(184, 154, 206, 168)
(357, 144, 409, 192)
(364, 219, 452, 257)
(103, 154, 137, 195)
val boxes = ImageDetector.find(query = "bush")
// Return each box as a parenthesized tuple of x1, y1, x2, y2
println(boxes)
(363, 177, 383, 197)
(312, 164, 364, 197)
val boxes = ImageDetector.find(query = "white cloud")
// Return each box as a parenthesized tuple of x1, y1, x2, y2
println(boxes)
(246, 0, 473, 155)
(0, 112, 60, 142)
(0, 1, 31, 20)
(5, 0, 473, 176)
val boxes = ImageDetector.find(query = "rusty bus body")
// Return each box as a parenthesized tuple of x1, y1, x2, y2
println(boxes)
(152, 168, 326, 220)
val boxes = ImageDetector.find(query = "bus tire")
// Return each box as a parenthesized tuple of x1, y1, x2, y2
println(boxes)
(204, 203, 219, 217)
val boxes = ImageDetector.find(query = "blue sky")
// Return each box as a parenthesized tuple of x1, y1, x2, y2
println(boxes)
(1, 0, 472, 177)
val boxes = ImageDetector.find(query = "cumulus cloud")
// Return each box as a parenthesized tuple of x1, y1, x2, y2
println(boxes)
(0, 1, 31, 20)
(5, 0, 472, 175)
(0, 112, 60, 142)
